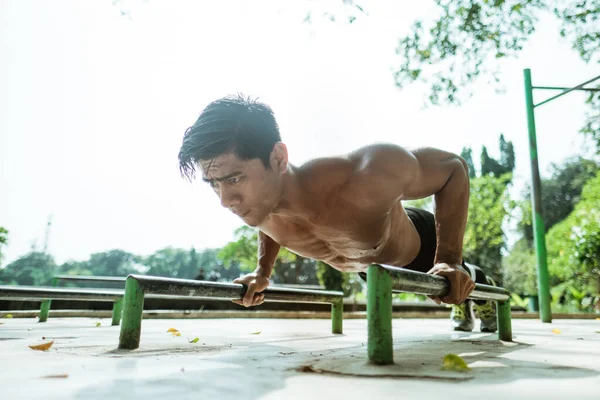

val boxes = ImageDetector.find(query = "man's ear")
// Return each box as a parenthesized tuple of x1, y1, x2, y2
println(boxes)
(270, 142, 288, 174)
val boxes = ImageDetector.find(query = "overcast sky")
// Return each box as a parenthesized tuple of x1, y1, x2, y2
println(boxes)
(1, 0, 597, 266)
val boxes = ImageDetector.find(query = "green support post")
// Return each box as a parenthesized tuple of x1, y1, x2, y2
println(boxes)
(367, 265, 393, 365)
(524, 68, 552, 323)
(38, 277, 59, 323)
(496, 300, 512, 342)
(118, 277, 145, 349)
(331, 299, 343, 334)
(111, 298, 123, 326)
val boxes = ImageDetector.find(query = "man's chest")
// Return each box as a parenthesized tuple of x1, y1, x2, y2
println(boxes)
(261, 208, 392, 263)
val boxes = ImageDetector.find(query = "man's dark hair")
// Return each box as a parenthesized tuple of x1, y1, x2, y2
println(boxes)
(178, 94, 281, 180)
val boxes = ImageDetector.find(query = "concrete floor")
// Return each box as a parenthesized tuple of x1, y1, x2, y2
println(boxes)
(1, 316, 599, 400)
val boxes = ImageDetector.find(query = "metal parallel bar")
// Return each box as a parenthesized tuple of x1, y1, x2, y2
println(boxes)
(524, 68, 553, 323)
(131, 275, 343, 304)
(0, 285, 123, 301)
(378, 265, 510, 301)
(532, 85, 600, 92)
(367, 265, 393, 365)
(497, 300, 513, 341)
(54, 275, 126, 283)
(38, 277, 59, 322)
(111, 298, 123, 326)
(534, 74, 600, 108)
(119, 277, 145, 349)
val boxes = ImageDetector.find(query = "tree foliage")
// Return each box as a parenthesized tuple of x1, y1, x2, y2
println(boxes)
(0, 252, 57, 286)
(545, 171, 600, 309)
(463, 173, 514, 283)
(0, 227, 7, 266)
(394, 0, 599, 103)
(394, 0, 599, 147)
(518, 157, 599, 245)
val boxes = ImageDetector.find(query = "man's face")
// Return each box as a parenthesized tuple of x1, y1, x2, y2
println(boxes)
(200, 152, 284, 227)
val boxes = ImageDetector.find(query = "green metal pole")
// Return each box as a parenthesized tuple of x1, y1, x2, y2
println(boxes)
(111, 298, 123, 326)
(38, 277, 58, 323)
(496, 300, 512, 341)
(367, 265, 393, 365)
(331, 299, 343, 334)
(118, 277, 145, 349)
(524, 68, 552, 323)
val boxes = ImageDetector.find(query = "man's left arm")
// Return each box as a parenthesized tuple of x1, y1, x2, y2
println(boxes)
(347, 144, 474, 304)
(402, 147, 474, 305)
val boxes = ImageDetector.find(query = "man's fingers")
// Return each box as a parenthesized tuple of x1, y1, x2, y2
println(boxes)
(231, 299, 244, 306)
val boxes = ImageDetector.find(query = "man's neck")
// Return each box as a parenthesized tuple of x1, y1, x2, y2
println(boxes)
(270, 165, 305, 218)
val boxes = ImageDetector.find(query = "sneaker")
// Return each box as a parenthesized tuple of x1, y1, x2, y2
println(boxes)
(450, 299, 475, 332)
(473, 277, 498, 333)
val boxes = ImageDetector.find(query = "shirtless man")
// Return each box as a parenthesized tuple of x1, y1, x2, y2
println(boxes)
(178, 95, 497, 332)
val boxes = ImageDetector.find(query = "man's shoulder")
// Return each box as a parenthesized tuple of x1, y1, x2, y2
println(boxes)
(293, 143, 418, 200)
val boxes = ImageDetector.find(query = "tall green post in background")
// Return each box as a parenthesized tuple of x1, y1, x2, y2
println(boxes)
(523, 68, 600, 323)
(523, 68, 552, 323)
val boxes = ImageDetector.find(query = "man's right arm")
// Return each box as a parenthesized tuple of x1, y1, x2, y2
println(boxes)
(232, 231, 280, 307)
(256, 231, 280, 278)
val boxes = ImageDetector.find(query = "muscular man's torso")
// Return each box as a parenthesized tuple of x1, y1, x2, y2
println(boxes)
(258, 158, 423, 272)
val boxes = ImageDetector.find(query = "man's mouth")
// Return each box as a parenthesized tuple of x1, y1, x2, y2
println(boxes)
(235, 210, 250, 218)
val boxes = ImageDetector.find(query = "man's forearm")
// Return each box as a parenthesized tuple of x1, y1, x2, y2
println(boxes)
(433, 159, 470, 266)
(256, 231, 281, 277)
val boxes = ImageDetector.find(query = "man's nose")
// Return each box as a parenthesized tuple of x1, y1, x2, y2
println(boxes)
(219, 187, 240, 209)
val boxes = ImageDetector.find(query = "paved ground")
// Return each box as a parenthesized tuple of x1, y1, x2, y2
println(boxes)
(1, 316, 599, 399)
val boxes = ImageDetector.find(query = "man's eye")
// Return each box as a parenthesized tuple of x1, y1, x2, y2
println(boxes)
(228, 176, 242, 184)
(209, 181, 218, 188)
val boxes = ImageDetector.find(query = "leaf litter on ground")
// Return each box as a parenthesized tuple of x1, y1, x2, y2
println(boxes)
(29, 341, 54, 351)
(441, 354, 471, 372)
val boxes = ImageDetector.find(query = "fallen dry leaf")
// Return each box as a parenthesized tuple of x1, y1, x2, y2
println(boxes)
(41, 374, 68, 379)
(172, 331, 181, 337)
(167, 328, 178, 333)
(299, 365, 318, 373)
(189, 337, 199, 343)
(441, 354, 471, 372)
(0, 321, 4, 325)
(95, 322, 101, 327)
(4, 314, 13, 319)
(551, 328, 562, 334)
(29, 341, 54, 351)
(251, 331, 262, 335)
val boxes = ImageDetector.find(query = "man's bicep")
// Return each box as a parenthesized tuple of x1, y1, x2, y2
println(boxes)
(402, 147, 467, 200)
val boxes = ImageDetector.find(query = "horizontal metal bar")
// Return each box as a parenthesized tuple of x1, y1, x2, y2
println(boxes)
(534, 74, 600, 108)
(378, 265, 510, 301)
(533, 85, 600, 92)
(0, 285, 124, 301)
(54, 275, 126, 283)
(130, 275, 344, 304)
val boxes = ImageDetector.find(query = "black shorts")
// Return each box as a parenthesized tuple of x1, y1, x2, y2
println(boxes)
(357, 207, 438, 281)
(358, 207, 486, 284)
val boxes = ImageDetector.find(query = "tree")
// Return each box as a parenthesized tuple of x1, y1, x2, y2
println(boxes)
(518, 157, 600, 245)
(0, 227, 7, 266)
(545, 170, 600, 311)
(86, 249, 139, 277)
(460, 147, 477, 178)
(462, 173, 514, 283)
(480, 134, 516, 178)
(218, 226, 320, 284)
(0, 252, 57, 286)
(394, 0, 599, 146)
(142, 247, 190, 278)
(218, 226, 259, 273)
